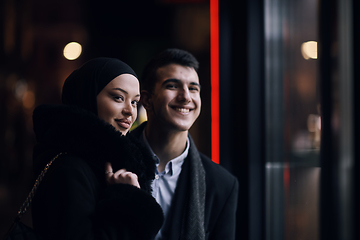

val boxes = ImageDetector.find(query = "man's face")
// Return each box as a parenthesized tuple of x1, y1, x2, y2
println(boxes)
(145, 63, 201, 132)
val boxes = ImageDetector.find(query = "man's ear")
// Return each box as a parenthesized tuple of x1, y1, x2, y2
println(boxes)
(140, 90, 152, 110)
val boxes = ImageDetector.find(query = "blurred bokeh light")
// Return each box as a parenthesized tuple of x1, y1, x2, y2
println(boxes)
(63, 42, 82, 60)
(301, 41, 318, 60)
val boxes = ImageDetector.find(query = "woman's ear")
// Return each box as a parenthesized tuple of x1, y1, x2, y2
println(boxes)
(140, 90, 152, 110)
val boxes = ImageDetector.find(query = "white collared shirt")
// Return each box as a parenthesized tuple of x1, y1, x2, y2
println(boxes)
(141, 130, 189, 239)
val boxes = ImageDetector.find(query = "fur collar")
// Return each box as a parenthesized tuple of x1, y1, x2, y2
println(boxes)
(32, 104, 155, 193)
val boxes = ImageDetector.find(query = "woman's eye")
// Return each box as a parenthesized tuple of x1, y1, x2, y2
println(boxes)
(132, 100, 139, 106)
(113, 95, 124, 101)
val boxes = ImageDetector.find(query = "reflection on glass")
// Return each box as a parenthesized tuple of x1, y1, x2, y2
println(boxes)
(265, 0, 320, 239)
(301, 41, 318, 60)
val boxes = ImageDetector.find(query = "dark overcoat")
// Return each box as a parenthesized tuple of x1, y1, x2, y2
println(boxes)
(130, 123, 239, 240)
(31, 105, 164, 240)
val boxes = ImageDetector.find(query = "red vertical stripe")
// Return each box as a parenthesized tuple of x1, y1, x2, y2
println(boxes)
(210, 0, 219, 164)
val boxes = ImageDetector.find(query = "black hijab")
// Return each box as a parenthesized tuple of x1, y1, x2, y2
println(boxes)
(61, 57, 137, 115)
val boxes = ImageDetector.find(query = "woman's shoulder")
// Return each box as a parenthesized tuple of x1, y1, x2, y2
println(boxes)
(57, 153, 90, 169)
(39, 153, 103, 193)
(44, 153, 92, 177)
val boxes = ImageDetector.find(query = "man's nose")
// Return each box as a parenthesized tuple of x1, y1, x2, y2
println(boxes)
(177, 88, 191, 103)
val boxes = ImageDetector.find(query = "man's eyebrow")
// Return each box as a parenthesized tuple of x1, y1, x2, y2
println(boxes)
(162, 79, 180, 86)
(162, 79, 201, 88)
(190, 82, 201, 88)
(112, 88, 140, 97)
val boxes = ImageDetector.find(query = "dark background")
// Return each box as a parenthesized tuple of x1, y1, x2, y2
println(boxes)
(1, 0, 224, 236)
(3, 1, 358, 240)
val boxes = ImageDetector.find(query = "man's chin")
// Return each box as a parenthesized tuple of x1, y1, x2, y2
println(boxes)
(170, 122, 194, 132)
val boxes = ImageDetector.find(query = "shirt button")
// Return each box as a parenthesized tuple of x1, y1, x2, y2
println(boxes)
(155, 175, 159, 179)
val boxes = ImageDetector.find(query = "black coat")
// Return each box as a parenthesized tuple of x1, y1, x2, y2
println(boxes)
(31, 104, 164, 240)
(130, 123, 239, 240)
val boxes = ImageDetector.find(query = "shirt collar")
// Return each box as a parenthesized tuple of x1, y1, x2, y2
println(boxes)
(141, 129, 189, 175)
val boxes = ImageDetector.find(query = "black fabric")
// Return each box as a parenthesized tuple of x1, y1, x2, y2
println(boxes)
(31, 105, 163, 240)
(61, 57, 137, 115)
(179, 137, 206, 240)
(130, 123, 239, 240)
(4, 221, 38, 240)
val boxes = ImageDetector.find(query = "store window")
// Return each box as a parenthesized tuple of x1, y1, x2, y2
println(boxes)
(264, 0, 320, 239)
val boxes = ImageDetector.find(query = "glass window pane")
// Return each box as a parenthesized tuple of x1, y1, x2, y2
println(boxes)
(264, 0, 320, 239)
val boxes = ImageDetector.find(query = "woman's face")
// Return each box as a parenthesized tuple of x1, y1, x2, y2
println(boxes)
(97, 74, 140, 135)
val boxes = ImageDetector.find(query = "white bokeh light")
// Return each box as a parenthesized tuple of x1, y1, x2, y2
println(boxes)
(301, 41, 317, 60)
(63, 42, 82, 60)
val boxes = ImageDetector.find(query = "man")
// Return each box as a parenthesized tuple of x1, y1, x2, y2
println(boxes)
(130, 48, 239, 240)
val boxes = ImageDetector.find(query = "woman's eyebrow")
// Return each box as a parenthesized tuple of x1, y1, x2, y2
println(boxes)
(112, 88, 140, 97)
(112, 87, 128, 94)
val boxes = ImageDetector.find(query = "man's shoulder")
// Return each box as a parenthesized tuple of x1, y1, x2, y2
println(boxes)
(194, 153, 238, 203)
(198, 153, 237, 183)
(187, 135, 237, 184)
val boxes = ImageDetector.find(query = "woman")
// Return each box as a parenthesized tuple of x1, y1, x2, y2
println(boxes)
(31, 58, 163, 240)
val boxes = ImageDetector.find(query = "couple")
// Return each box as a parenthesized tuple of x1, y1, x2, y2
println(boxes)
(32, 48, 239, 240)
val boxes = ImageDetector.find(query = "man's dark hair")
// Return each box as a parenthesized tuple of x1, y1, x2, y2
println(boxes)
(141, 48, 199, 93)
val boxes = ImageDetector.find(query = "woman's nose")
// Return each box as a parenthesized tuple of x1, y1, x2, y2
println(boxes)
(122, 103, 134, 116)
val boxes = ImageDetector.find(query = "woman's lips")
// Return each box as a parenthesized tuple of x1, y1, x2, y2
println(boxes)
(116, 118, 131, 129)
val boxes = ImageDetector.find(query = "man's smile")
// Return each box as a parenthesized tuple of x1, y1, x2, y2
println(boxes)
(174, 107, 191, 113)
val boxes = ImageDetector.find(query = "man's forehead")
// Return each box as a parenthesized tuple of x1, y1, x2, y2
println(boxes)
(155, 64, 199, 83)
(161, 78, 201, 87)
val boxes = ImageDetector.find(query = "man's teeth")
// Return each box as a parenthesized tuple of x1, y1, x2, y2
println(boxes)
(175, 108, 190, 113)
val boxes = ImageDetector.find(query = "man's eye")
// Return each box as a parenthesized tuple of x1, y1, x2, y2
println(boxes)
(189, 86, 200, 92)
(166, 84, 177, 89)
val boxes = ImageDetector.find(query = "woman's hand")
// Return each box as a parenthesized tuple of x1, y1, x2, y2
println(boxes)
(105, 162, 140, 188)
